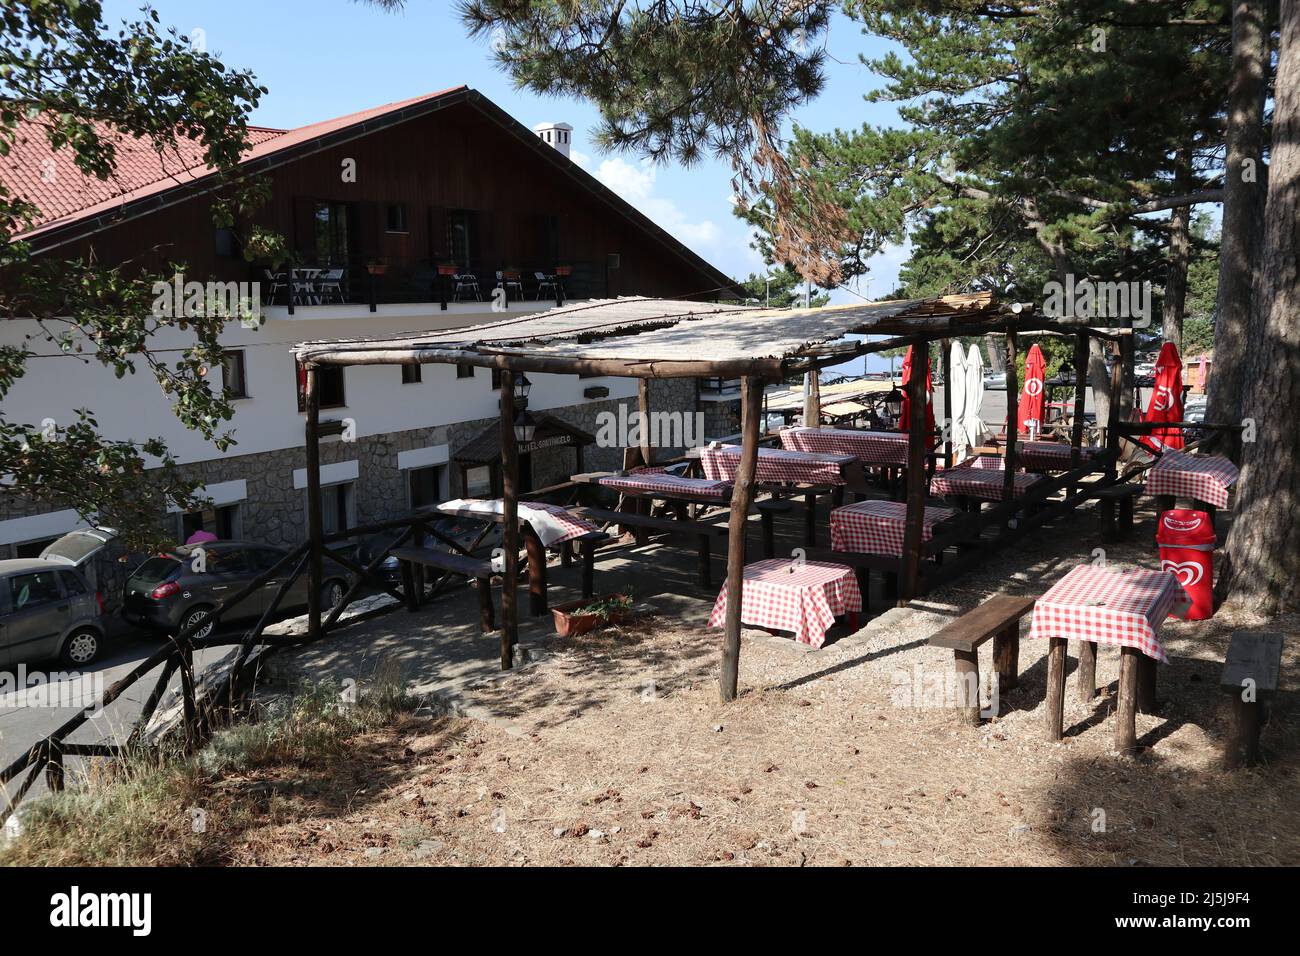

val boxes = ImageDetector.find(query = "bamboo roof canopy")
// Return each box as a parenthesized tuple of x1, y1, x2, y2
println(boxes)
(292, 292, 1043, 378)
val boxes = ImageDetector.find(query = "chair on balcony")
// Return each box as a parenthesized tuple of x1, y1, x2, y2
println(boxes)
(534, 271, 558, 300)
(292, 267, 322, 305)
(317, 268, 345, 304)
(496, 271, 523, 300)
(262, 269, 287, 304)
(453, 273, 481, 301)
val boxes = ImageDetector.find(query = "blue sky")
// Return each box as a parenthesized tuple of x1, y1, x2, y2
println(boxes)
(104, 1, 909, 305)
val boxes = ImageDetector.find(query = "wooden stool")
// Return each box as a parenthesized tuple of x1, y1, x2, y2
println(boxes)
(928, 594, 1036, 724)
(1221, 632, 1284, 768)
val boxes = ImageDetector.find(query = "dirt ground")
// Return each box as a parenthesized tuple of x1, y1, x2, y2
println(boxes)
(211, 502, 1300, 867)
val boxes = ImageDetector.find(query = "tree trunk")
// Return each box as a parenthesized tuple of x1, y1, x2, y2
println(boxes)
(1208, 0, 1270, 426)
(1163, 152, 1193, 352)
(1222, 0, 1300, 616)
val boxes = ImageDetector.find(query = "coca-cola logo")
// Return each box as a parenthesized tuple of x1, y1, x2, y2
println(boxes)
(1162, 559, 1203, 587)
(1163, 514, 1203, 533)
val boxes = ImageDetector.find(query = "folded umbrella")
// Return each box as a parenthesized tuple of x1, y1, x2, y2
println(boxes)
(1017, 343, 1046, 436)
(899, 345, 937, 448)
(1144, 341, 1185, 451)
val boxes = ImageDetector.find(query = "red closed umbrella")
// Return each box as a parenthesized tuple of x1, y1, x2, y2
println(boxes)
(1144, 341, 1185, 451)
(899, 345, 937, 448)
(1016, 344, 1046, 436)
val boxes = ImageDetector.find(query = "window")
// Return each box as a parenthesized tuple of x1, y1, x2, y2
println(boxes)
(313, 201, 351, 266)
(320, 483, 355, 536)
(214, 227, 238, 258)
(401, 363, 422, 385)
(222, 350, 248, 399)
(8, 570, 63, 611)
(386, 203, 408, 233)
(296, 360, 345, 411)
(12, 536, 58, 560)
(178, 503, 241, 543)
(407, 465, 445, 510)
(447, 209, 477, 268)
(456, 363, 475, 379)
(465, 466, 492, 498)
(491, 368, 503, 390)
(206, 548, 252, 575)
(56, 571, 87, 595)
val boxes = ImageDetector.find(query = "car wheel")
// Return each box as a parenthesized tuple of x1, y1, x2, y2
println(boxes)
(181, 605, 215, 640)
(61, 628, 101, 667)
(322, 579, 346, 613)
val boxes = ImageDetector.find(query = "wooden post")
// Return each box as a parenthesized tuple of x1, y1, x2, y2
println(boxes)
(993, 624, 1019, 691)
(719, 376, 763, 702)
(1077, 640, 1098, 701)
(1045, 637, 1067, 741)
(803, 371, 821, 427)
(1003, 328, 1019, 504)
(1137, 655, 1158, 714)
(898, 338, 928, 603)
(953, 649, 981, 725)
(1106, 341, 1123, 475)
(304, 366, 324, 640)
(499, 371, 520, 670)
(1071, 332, 1088, 467)
(1116, 646, 1141, 753)
(638, 378, 654, 466)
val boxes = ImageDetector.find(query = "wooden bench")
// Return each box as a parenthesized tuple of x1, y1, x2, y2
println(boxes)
(1094, 483, 1143, 541)
(390, 547, 497, 633)
(1220, 631, 1285, 768)
(570, 504, 729, 587)
(927, 594, 1036, 724)
(756, 498, 794, 558)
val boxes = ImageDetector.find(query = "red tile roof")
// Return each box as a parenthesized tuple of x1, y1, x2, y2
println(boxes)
(1, 87, 466, 238)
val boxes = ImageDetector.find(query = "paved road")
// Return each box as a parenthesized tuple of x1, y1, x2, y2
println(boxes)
(0, 623, 233, 804)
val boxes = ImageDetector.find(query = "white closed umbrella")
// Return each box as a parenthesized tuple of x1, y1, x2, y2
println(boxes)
(948, 341, 969, 464)
(963, 343, 986, 451)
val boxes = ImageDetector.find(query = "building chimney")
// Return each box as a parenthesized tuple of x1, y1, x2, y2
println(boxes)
(533, 121, 573, 159)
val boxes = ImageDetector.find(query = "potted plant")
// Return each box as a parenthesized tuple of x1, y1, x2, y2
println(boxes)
(436, 260, 458, 277)
(551, 593, 633, 637)
(553, 264, 572, 277)
(366, 258, 388, 276)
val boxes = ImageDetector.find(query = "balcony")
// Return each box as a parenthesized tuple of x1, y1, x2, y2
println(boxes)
(251, 257, 607, 321)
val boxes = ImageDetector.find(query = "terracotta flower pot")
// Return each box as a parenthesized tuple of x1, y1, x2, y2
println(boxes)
(551, 594, 631, 637)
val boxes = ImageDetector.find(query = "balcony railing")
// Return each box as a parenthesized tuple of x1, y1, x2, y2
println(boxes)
(252, 257, 607, 315)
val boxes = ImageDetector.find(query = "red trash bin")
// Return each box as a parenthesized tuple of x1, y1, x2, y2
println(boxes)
(1156, 509, 1216, 620)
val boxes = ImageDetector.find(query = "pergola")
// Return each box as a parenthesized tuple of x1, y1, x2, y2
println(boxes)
(293, 293, 1132, 701)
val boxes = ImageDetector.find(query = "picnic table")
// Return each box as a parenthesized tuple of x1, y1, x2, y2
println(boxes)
(593, 471, 733, 503)
(1029, 564, 1190, 752)
(1145, 450, 1239, 510)
(707, 557, 862, 649)
(930, 456, 1045, 502)
(829, 499, 957, 557)
(779, 426, 910, 468)
(1015, 441, 1103, 473)
(694, 443, 855, 486)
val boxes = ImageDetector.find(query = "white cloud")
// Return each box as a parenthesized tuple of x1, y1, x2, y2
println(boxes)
(574, 154, 722, 249)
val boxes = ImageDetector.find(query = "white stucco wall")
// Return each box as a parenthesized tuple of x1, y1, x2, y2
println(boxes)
(2, 303, 636, 467)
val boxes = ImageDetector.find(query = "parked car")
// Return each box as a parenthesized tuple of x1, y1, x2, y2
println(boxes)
(122, 541, 351, 640)
(39, 526, 143, 621)
(983, 371, 1007, 390)
(0, 559, 106, 666)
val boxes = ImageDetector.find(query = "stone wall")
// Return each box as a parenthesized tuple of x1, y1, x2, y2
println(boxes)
(0, 381, 712, 556)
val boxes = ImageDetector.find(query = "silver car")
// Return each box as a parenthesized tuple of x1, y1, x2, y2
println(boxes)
(0, 559, 106, 667)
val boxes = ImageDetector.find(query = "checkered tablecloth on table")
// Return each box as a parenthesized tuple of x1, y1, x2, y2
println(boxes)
(707, 558, 862, 648)
(1027, 564, 1190, 662)
(1145, 450, 1240, 509)
(699, 444, 852, 486)
(1016, 441, 1102, 472)
(436, 499, 597, 548)
(779, 426, 910, 467)
(829, 500, 958, 556)
(597, 472, 733, 502)
(930, 459, 1045, 500)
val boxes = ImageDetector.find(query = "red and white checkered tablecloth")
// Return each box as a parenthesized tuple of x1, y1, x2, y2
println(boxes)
(1027, 565, 1190, 662)
(829, 500, 957, 556)
(597, 472, 732, 501)
(699, 444, 852, 486)
(1016, 441, 1102, 473)
(1145, 450, 1240, 509)
(779, 426, 910, 467)
(930, 459, 1044, 500)
(707, 558, 862, 648)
